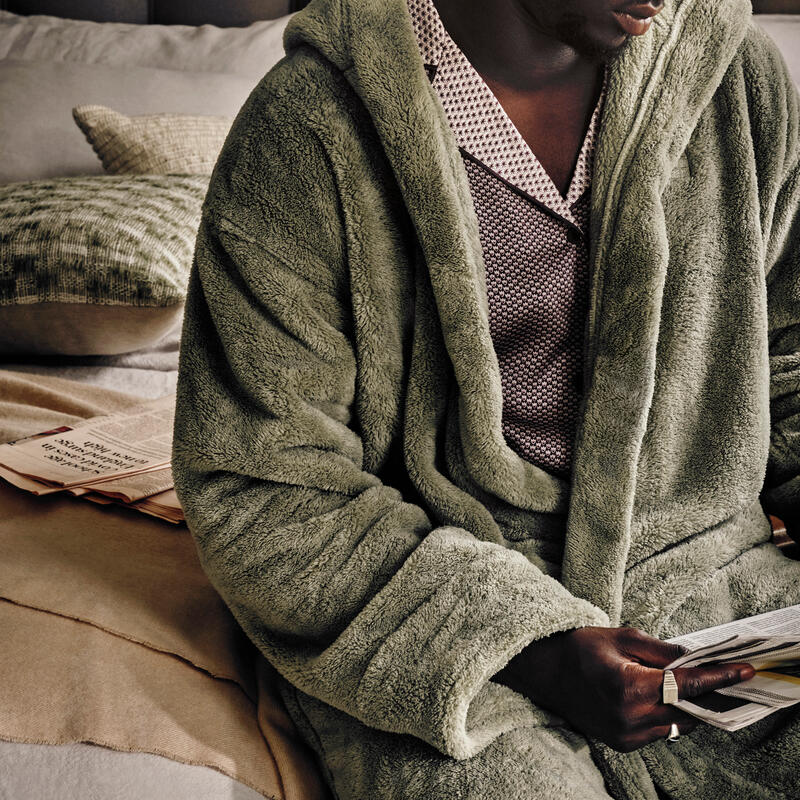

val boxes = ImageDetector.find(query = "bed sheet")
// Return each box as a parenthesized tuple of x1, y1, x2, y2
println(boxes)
(0, 741, 264, 800)
(0, 315, 182, 399)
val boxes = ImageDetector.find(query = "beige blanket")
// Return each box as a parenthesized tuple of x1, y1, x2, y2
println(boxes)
(0, 369, 329, 800)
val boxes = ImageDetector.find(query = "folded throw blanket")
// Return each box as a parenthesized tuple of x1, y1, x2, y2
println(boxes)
(0, 369, 328, 800)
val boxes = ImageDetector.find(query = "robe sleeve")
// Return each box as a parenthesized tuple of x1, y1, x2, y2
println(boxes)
(754, 26, 800, 527)
(171, 69, 609, 762)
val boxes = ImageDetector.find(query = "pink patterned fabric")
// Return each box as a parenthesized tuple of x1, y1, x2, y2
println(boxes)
(407, 0, 606, 477)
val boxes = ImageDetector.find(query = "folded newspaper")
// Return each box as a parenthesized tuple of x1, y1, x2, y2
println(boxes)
(0, 395, 183, 524)
(667, 604, 800, 731)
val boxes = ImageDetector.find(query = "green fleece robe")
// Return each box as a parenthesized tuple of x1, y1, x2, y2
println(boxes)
(172, 0, 800, 796)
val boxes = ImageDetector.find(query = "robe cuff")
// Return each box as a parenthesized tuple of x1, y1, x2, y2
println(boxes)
(346, 526, 610, 760)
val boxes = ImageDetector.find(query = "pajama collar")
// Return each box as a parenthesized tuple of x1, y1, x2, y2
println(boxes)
(406, 0, 607, 228)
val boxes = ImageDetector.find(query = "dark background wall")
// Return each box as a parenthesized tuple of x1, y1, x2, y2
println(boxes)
(0, 0, 293, 23)
(753, 0, 800, 10)
(289, 1, 800, 13)
(0, 0, 794, 25)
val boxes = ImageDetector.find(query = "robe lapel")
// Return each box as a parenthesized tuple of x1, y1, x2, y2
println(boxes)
(323, 0, 573, 514)
(562, 0, 751, 621)
(286, 0, 750, 618)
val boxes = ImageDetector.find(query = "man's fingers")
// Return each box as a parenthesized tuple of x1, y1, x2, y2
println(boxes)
(613, 718, 700, 753)
(619, 627, 687, 667)
(639, 702, 698, 729)
(672, 662, 755, 699)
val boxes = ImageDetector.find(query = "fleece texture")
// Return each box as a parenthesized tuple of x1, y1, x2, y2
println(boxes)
(172, 0, 800, 796)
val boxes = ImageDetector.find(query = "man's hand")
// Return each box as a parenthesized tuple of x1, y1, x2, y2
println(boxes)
(493, 626, 756, 752)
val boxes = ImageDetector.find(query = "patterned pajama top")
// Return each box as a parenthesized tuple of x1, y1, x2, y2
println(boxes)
(407, 0, 607, 477)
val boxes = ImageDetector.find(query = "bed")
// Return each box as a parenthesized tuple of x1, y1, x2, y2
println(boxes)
(0, 3, 333, 798)
(0, 1, 798, 798)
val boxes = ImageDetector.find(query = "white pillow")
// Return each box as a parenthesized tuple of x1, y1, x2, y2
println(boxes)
(754, 15, 800, 88)
(0, 59, 260, 184)
(0, 10, 292, 78)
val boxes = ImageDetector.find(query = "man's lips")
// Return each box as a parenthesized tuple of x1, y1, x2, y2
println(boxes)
(612, 3, 663, 36)
(618, 2, 664, 18)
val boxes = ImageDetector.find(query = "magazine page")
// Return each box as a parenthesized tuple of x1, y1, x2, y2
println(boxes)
(666, 605, 800, 730)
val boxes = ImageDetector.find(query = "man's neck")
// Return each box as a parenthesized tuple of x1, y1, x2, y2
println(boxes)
(430, 0, 597, 93)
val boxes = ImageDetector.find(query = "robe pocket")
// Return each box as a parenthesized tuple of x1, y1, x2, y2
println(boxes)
(620, 499, 773, 637)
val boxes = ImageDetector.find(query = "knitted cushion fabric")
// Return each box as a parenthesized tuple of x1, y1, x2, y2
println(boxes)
(0, 174, 208, 355)
(73, 105, 232, 175)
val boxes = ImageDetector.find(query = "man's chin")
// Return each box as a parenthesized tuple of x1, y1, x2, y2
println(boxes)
(582, 37, 631, 65)
(555, 21, 632, 64)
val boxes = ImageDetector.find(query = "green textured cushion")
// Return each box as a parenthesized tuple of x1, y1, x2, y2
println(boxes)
(0, 174, 208, 355)
(73, 105, 233, 176)
(0, 174, 208, 306)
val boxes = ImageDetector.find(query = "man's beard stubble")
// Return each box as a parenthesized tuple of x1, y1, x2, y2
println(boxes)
(554, 12, 631, 64)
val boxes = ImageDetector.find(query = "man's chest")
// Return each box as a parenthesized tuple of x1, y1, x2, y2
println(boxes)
(481, 73, 606, 199)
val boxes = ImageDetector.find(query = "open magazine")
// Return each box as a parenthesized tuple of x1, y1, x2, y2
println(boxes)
(666, 605, 800, 731)
(0, 395, 183, 524)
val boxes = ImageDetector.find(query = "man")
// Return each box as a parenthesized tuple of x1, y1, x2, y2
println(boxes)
(171, 0, 800, 796)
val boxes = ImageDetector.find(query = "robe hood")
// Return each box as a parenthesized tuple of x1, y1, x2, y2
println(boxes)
(284, 0, 752, 201)
(283, 0, 753, 623)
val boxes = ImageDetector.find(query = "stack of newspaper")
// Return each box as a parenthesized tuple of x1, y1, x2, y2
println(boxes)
(0, 395, 183, 524)
(667, 605, 800, 730)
